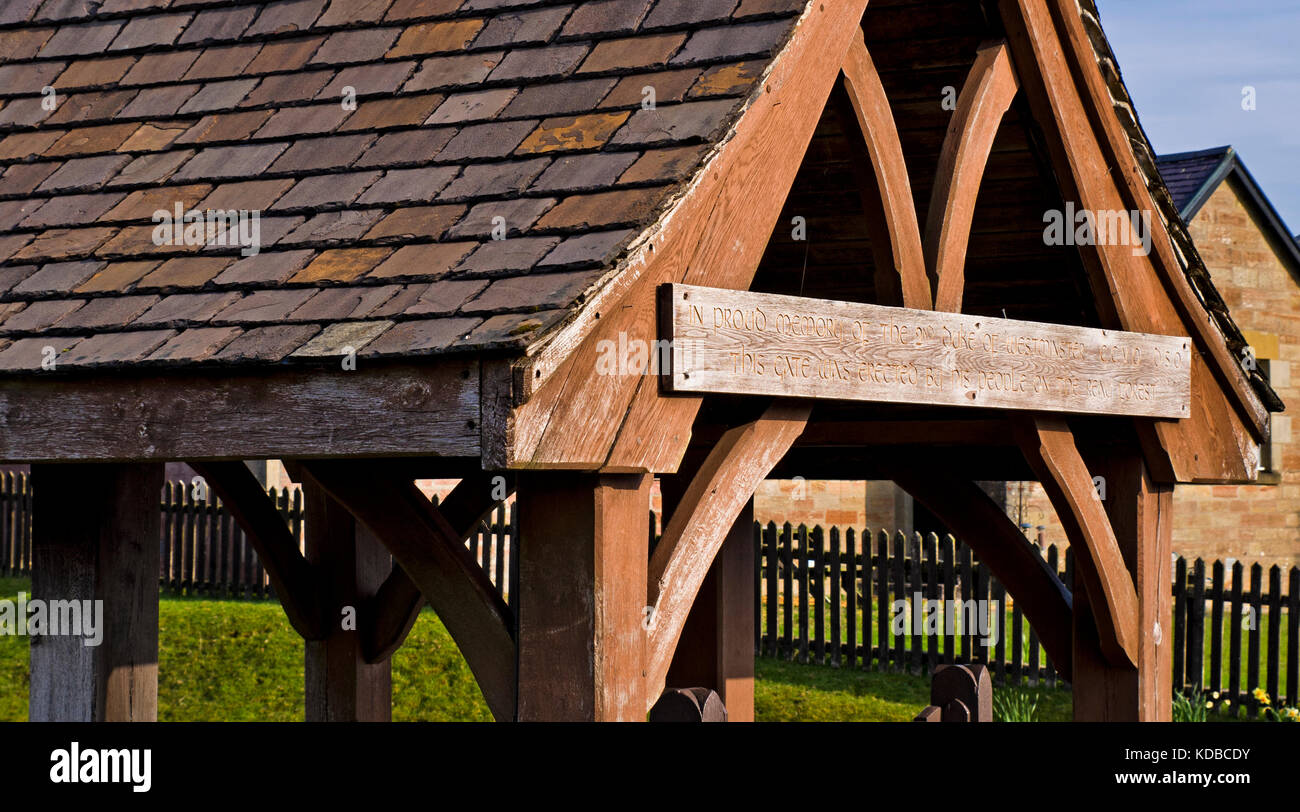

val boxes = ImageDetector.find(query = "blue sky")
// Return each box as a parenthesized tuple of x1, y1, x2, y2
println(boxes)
(1094, 0, 1300, 234)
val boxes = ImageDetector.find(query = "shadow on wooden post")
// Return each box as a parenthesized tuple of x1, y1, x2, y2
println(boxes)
(649, 688, 728, 722)
(914, 664, 992, 722)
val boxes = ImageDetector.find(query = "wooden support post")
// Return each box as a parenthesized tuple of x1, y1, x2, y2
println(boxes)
(516, 472, 651, 721)
(1073, 449, 1174, 721)
(29, 463, 163, 722)
(303, 481, 392, 722)
(664, 499, 756, 721)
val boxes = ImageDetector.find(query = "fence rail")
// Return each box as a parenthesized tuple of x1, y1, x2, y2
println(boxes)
(2, 473, 1295, 710)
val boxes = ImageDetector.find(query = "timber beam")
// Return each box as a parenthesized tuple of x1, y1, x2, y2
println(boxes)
(299, 460, 517, 721)
(189, 460, 327, 641)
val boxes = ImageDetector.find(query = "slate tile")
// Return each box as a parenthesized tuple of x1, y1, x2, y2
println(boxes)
(579, 33, 686, 74)
(195, 178, 295, 212)
(289, 286, 403, 320)
(118, 84, 202, 118)
(0, 29, 54, 63)
(317, 61, 417, 100)
(245, 36, 327, 74)
(453, 236, 560, 275)
(458, 309, 564, 347)
(0, 266, 36, 297)
(444, 197, 555, 238)
(20, 192, 124, 228)
(183, 44, 262, 80)
(530, 152, 638, 192)
(690, 61, 764, 97)
(53, 55, 136, 89)
(256, 215, 307, 248)
(488, 44, 588, 82)
(214, 289, 317, 323)
(102, 184, 213, 223)
(354, 129, 454, 170)
(255, 103, 353, 139)
(0, 298, 84, 332)
(359, 316, 480, 356)
(174, 143, 289, 181)
(618, 144, 707, 182)
(439, 158, 549, 200)
(643, 0, 739, 28)
(608, 99, 736, 145)
(135, 292, 242, 326)
(93, 225, 178, 258)
(108, 13, 192, 51)
(516, 112, 630, 154)
(368, 242, 476, 280)
(318, 0, 395, 26)
(178, 6, 259, 44)
(733, 0, 806, 15)
(387, 19, 482, 58)
(268, 133, 374, 173)
(61, 329, 176, 367)
(241, 70, 334, 108)
(669, 20, 792, 64)
(463, 268, 603, 313)
(0, 235, 36, 264)
(175, 110, 274, 145)
(213, 324, 320, 362)
(501, 77, 616, 118)
(561, 0, 648, 36)
(11, 259, 103, 295)
(39, 21, 123, 58)
(137, 257, 234, 290)
(146, 326, 242, 363)
(177, 79, 259, 114)
(0, 163, 58, 197)
(601, 68, 699, 107)
(75, 260, 159, 293)
(475, 6, 572, 48)
(246, 0, 326, 36)
(339, 93, 445, 131)
(280, 209, 385, 244)
(405, 52, 502, 91)
(426, 88, 518, 125)
(534, 188, 665, 230)
(363, 204, 466, 241)
(54, 293, 159, 331)
(0, 336, 82, 372)
(117, 124, 188, 152)
(355, 166, 460, 204)
(386, 0, 465, 20)
(47, 123, 139, 156)
(0, 199, 44, 232)
(538, 229, 635, 267)
(290, 320, 393, 357)
(121, 51, 200, 86)
(291, 247, 393, 283)
(214, 250, 314, 285)
(36, 154, 132, 193)
(108, 152, 197, 188)
(436, 119, 536, 162)
(389, 278, 487, 316)
(0, 60, 67, 93)
(47, 88, 139, 124)
(312, 28, 402, 65)
(0, 131, 65, 163)
(270, 172, 381, 211)
(0, 0, 44, 25)
(0, 98, 53, 128)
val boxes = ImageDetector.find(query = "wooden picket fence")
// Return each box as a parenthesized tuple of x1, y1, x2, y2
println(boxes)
(0, 474, 516, 605)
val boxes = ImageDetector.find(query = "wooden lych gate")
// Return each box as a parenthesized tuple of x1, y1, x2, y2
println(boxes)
(0, 0, 1278, 723)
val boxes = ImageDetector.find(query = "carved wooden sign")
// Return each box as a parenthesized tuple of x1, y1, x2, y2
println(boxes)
(658, 284, 1191, 419)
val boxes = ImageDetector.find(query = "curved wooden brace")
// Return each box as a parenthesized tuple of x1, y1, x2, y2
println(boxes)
(643, 401, 811, 705)
(362, 472, 514, 664)
(840, 32, 932, 310)
(189, 460, 326, 640)
(299, 460, 517, 721)
(924, 39, 1020, 313)
(1013, 416, 1139, 667)
(892, 468, 1073, 680)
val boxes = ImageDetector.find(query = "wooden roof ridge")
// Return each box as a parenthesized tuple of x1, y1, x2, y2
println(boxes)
(1074, 0, 1281, 413)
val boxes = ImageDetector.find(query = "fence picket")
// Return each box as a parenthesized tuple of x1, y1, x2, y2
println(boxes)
(1188, 558, 1206, 692)
(845, 528, 857, 669)
(829, 527, 841, 668)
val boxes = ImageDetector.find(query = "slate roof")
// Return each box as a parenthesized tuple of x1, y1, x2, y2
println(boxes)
(1154, 146, 1231, 218)
(0, 0, 808, 373)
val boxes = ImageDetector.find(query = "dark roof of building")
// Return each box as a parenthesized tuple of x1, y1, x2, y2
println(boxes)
(1156, 145, 1300, 277)
(0, 0, 806, 373)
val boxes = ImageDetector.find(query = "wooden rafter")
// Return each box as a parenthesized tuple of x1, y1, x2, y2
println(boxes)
(892, 468, 1073, 679)
(1013, 416, 1139, 667)
(839, 32, 932, 310)
(363, 472, 514, 664)
(299, 460, 517, 721)
(643, 401, 811, 704)
(189, 460, 326, 641)
(924, 40, 1020, 313)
